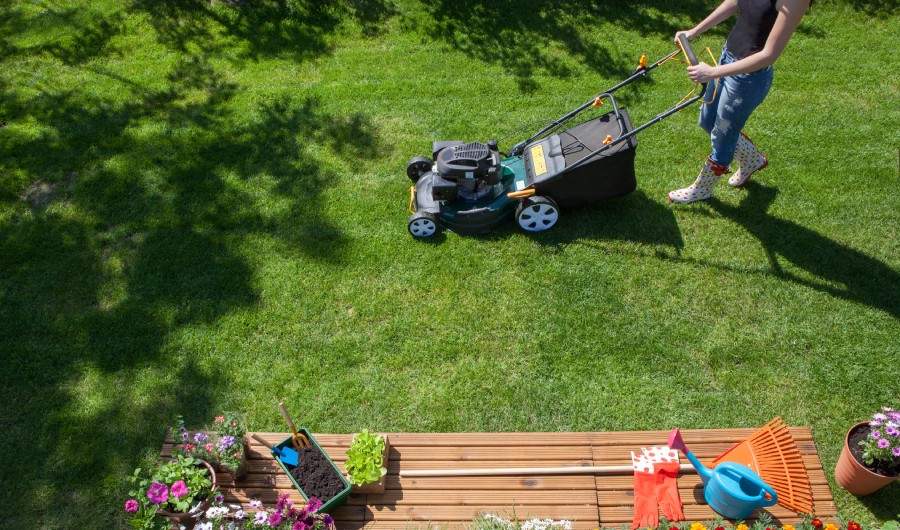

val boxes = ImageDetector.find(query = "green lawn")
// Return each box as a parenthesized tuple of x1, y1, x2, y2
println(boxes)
(1, 0, 898, 528)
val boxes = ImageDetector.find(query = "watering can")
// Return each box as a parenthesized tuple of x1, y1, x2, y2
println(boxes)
(669, 428, 777, 520)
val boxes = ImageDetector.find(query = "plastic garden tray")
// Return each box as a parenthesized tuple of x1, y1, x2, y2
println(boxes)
(272, 429, 352, 514)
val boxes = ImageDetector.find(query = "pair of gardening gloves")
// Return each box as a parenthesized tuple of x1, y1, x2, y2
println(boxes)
(632, 446, 684, 529)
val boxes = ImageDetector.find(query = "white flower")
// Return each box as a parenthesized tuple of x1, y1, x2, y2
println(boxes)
(248, 499, 262, 509)
(197, 523, 213, 530)
(234, 509, 246, 520)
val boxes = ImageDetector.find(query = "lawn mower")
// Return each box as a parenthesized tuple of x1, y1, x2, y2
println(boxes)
(405, 36, 707, 238)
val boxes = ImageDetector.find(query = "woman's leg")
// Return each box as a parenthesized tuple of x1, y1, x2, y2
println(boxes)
(670, 59, 773, 203)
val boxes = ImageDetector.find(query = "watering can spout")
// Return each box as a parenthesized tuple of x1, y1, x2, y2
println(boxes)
(668, 428, 713, 482)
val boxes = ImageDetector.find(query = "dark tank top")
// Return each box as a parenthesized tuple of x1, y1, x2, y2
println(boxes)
(726, 0, 779, 59)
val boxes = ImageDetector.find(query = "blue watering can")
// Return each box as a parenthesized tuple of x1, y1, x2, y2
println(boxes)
(669, 428, 778, 520)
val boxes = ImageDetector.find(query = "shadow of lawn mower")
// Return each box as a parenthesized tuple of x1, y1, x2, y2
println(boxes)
(405, 36, 707, 239)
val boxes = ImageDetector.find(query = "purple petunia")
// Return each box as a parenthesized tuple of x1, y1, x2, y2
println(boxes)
(181, 431, 190, 441)
(147, 482, 168, 504)
(215, 493, 225, 504)
(877, 438, 890, 449)
(305, 497, 323, 513)
(322, 514, 335, 527)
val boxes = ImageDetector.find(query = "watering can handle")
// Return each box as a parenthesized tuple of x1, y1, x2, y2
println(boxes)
(718, 462, 779, 506)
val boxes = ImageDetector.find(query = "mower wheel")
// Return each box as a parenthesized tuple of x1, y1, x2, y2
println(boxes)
(406, 156, 433, 182)
(408, 211, 439, 238)
(515, 196, 560, 232)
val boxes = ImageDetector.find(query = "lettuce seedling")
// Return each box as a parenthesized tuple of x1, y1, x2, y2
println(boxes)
(345, 429, 387, 486)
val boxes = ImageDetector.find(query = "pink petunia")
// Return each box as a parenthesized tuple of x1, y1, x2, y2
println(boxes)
(170, 480, 189, 499)
(124, 499, 139, 513)
(147, 482, 168, 504)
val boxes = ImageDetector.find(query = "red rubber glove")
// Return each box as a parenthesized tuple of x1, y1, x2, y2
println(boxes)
(655, 461, 685, 523)
(632, 470, 659, 529)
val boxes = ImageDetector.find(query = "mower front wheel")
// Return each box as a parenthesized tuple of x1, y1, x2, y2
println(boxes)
(406, 156, 432, 182)
(408, 211, 439, 238)
(515, 196, 560, 232)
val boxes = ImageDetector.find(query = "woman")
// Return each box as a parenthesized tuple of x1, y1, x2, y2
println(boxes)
(668, 0, 811, 204)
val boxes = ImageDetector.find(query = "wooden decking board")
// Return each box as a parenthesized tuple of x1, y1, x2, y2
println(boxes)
(160, 429, 836, 529)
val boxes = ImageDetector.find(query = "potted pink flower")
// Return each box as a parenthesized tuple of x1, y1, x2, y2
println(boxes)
(125, 455, 218, 530)
(835, 406, 900, 496)
(172, 412, 249, 480)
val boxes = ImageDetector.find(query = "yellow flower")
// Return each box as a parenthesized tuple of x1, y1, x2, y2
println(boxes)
(691, 523, 708, 530)
(824, 525, 839, 530)
(737, 525, 749, 530)
(783, 525, 796, 530)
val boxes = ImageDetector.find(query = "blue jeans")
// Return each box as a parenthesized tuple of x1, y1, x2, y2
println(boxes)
(699, 47, 773, 167)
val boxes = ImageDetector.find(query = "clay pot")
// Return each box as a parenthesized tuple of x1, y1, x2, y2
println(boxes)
(834, 422, 898, 496)
(157, 460, 217, 530)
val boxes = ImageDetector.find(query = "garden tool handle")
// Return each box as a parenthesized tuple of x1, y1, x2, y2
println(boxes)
(677, 33, 699, 66)
(251, 433, 274, 450)
(279, 402, 298, 435)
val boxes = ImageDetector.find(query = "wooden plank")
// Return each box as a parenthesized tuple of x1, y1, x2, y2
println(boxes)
(598, 504, 828, 525)
(394, 475, 598, 491)
(365, 504, 600, 523)
(363, 490, 598, 507)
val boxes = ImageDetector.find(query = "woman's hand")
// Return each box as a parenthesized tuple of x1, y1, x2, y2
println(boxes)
(674, 30, 695, 45)
(687, 62, 718, 84)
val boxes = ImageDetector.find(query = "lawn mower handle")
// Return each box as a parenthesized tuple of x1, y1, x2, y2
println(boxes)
(677, 33, 699, 66)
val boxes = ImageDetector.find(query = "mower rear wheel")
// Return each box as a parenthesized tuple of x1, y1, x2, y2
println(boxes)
(406, 156, 432, 182)
(408, 211, 439, 238)
(515, 196, 560, 232)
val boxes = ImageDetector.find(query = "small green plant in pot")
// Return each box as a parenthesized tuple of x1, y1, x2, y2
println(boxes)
(345, 429, 389, 494)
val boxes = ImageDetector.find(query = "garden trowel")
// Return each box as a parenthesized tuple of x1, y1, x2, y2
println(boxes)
(251, 433, 299, 466)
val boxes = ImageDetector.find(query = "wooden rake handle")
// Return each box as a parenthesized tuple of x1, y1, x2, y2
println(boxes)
(400, 464, 696, 477)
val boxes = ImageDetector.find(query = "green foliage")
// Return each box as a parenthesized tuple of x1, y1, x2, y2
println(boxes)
(126, 455, 215, 529)
(344, 429, 387, 486)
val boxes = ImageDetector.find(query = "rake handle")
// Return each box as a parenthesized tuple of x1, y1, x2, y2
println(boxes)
(400, 464, 696, 477)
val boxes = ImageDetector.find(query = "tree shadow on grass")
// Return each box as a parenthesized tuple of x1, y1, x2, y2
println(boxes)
(707, 183, 900, 318)
(419, 0, 725, 92)
(129, 0, 400, 62)
(0, 27, 380, 528)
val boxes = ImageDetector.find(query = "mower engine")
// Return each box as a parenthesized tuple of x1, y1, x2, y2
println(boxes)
(430, 140, 502, 201)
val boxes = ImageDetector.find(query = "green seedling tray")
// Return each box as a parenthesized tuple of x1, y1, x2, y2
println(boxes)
(272, 428, 352, 514)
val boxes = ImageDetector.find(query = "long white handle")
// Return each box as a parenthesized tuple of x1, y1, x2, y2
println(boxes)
(400, 464, 695, 477)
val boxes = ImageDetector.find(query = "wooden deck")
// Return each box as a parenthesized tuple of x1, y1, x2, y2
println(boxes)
(161, 428, 836, 530)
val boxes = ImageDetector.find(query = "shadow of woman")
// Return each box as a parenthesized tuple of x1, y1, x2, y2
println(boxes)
(708, 182, 899, 318)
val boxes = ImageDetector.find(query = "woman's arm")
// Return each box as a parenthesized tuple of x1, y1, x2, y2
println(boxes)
(688, 0, 810, 83)
(676, 0, 739, 43)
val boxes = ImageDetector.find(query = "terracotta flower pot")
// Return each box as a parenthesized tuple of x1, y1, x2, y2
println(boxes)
(157, 460, 217, 530)
(834, 422, 898, 496)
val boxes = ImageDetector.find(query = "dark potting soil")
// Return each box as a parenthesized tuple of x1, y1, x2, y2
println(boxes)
(847, 423, 900, 477)
(289, 445, 346, 502)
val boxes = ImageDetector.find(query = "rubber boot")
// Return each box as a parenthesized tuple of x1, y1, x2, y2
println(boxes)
(728, 132, 767, 188)
(667, 158, 729, 204)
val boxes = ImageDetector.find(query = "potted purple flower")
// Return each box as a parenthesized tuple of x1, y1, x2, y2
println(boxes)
(172, 412, 249, 480)
(835, 406, 900, 496)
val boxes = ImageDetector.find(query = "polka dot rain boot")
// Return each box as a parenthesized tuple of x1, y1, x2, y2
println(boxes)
(668, 158, 730, 204)
(728, 132, 767, 188)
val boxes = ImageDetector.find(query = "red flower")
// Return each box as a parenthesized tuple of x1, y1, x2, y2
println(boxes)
(847, 523, 860, 530)
(716, 527, 726, 530)
(811, 519, 823, 529)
